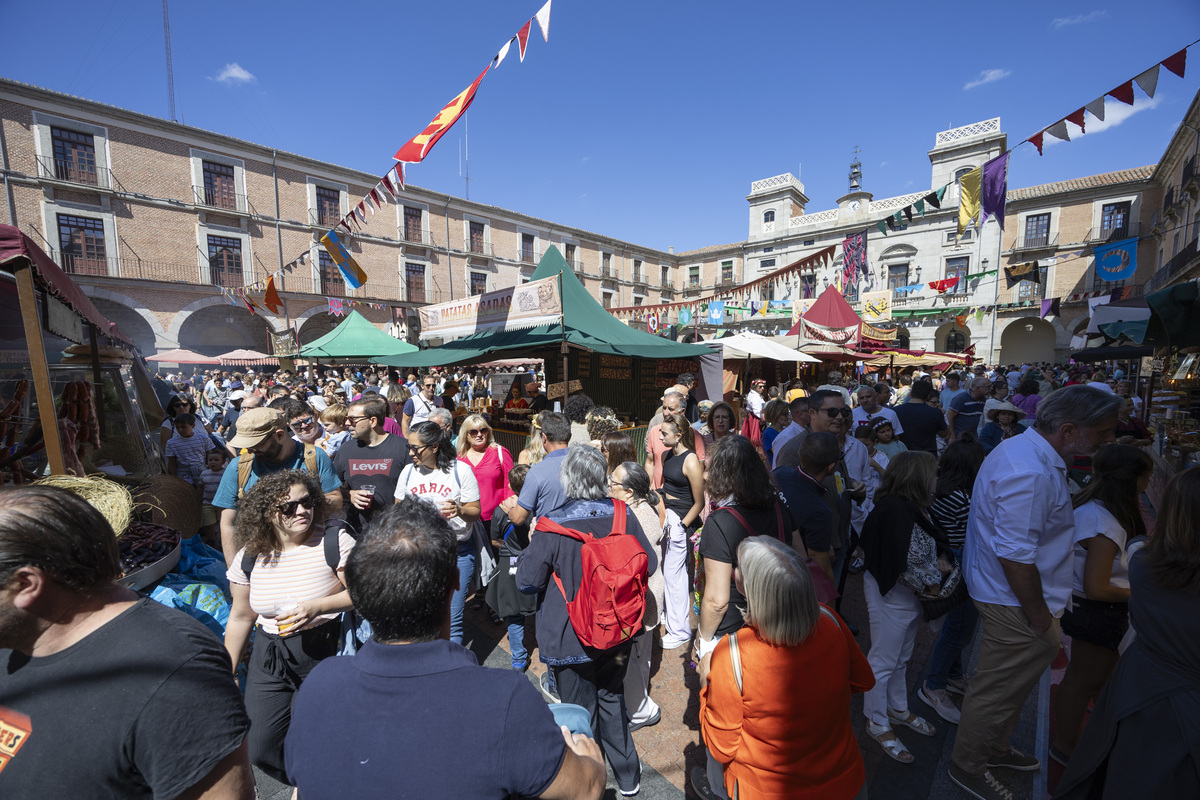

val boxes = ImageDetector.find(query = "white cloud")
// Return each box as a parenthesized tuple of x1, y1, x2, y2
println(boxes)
(214, 63, 255, 85)
(1046, 94, 1163, 147)
(1052, 10, 1109, 28)
(964, 69, 1012, 90)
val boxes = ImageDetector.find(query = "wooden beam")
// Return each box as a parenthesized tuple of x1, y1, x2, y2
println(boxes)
(88, 324, 107, 435)
(14, 263, 65, 475)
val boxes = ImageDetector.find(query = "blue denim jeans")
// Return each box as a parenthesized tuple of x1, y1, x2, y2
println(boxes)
(506, 616, 527, 666)
(925, 547, 979, 689)
(450, 540, 477, 645)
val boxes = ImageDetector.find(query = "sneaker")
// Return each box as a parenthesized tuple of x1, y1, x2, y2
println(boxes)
(947, 764, 1016, 800)
(628, 707, 661, 733)
(539, 671, 560, 704)
(619, 784, 640, 797)
(945, 675, 970, 696)
(918, 682, 961, 724)
(987, 746, 1040, 772)
(690, 766, 720, 800)
(512, 660, 529, 673)
(661, 635, 690, 650)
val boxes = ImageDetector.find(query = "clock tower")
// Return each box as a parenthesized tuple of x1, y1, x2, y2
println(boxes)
(837, 154, 873, 216)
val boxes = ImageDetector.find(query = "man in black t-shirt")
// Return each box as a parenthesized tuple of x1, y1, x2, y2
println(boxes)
(335, 395, 410, 533)
(893, 380, 949, 453)
(774, 432, 839, 585)
(0, 486, 251, 799)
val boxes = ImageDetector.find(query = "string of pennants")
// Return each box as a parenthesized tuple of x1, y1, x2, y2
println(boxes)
(214, 1, 554, 311)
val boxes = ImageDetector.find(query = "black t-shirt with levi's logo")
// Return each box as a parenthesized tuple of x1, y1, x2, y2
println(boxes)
(333, 433, 410, 533)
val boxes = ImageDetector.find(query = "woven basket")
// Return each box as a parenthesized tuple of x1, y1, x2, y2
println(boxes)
(135, 474, 201, 540)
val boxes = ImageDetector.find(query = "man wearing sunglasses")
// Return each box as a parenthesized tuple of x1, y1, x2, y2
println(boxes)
(334, 396, 409, 534)
(400, 375, 444, 437)
(212, 408, 343, 567)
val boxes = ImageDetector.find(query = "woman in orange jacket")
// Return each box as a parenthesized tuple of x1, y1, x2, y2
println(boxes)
(698, 536, 875, 799)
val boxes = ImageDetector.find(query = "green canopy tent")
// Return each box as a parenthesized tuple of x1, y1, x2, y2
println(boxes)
(299, 310, 418, 359)
(374, 246, 717, 418)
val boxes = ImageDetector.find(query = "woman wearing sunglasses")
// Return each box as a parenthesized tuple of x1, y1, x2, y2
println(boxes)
(457, 414, 513, 534)
(161, 393, 213, 452)
(397, 421, 482, 644)
(224, 469, 355, 782)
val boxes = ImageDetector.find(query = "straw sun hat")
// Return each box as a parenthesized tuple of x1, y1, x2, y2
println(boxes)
(986, 401, 1026, 422)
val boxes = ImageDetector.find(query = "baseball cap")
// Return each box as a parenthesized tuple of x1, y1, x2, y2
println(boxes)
(228, 408, 284, 449)
(229, 390, 246, 401)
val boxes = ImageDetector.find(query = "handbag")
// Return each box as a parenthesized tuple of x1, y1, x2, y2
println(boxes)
(722, 505, 839, 605)
(918, 561, 969, 622)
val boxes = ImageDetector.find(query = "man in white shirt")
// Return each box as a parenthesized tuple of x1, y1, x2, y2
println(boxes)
(948, 386, 1122, 800)
(851, 384, 904, 436)
(768, 397, 810, 466)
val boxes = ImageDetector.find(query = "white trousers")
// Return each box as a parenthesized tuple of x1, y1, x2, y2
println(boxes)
(862, 570, 923, 728)
(661, 520, 692, 646)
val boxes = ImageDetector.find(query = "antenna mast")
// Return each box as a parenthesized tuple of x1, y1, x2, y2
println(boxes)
(162, 0, 177, 121)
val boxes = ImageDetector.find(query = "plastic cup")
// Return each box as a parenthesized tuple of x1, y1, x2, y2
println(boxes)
(274, 598, 300, 634)
(359, 484, 376, 509)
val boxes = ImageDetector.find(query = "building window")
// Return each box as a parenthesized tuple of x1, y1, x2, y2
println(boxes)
(602, 291, 613, 309)
(1100, 202, 1131, 240)
(316, 187, 341, 227)
(565, 243, 577, 267)
(1018, 279, 1044, 300)
(405, 263, 426, 303)
(888, 263, 910, 296)
(803, 239, 815, 246)
(318, 251, 344, 297)
(602, 252, 613, 277)
(520, 232, 535, 263)
(763, 247, 773, 253)
(633, 296, 643, 306)
(661, 264, 671, 287)
(201, 161, 237, 210)
(470, 272, 487, 295)
(1023, 213, 1051, 249)
(720, 260, 734, 283)
(945, 256, 969, 294)
(57, 214, 106, 275)
(207, 235, 243, 288)
(633, 259, 643, 282)
(660, 294, 671, 304)
(688, 265, 700, 288)
(403, 206, 424, 243)
(761, 258, 776, 269)
(763, 210, 775, 223)
(954, 167, 974, 184)
(947, 229, 973, 243)
(469, 221, 485, 255)
(50, 126, 98, 185)
(799, 274, 817, 299)
(945, 330, 967, 352)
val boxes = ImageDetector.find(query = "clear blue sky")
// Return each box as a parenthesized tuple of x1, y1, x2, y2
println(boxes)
(2, 0, 1198, 252)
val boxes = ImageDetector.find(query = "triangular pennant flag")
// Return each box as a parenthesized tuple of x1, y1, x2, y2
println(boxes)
(1085, 96, 1106, 122)
(923, 191, 941, 210)
(1045, 120, 1071, 143)
(1109, 80, 1135, 106)
(496, 37, 514, 67)
(902, 205, 913, 222)
(393, 163, 405, 189)
(915, 199, 925, 217)
(893, 210, 904, 228)
(1027, 131, 1045, 156)
(516, 20, 531, 62)
(535, 0, 552, 42)
(1066, 108, 1086, 134)
(263, 275, 283, 314)
(935, 185, 947, 204)
(1134, 65, 1160, 99)
(1162, 47, 1187, 78)
(974, 307, 985, 324)
(371, 188, 386, 208)
(876, 220, 889, 235)
(955, 313, 968, 329)
(884, 215, 896, 231)
(365, 197, 377, 217)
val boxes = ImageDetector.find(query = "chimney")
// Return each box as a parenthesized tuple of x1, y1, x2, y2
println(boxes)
(668, 246, 674, 254)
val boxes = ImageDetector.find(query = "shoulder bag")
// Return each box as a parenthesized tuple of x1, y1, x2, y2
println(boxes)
(721, 504, 839, 605)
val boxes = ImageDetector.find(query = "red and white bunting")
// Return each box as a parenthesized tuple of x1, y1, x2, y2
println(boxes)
(1084, 96, 1106, 122)
(516, 20, 531, 61)
(496, 37, 514, 68)
(1065, 107, 1086, 134)
(371, 187, 386, 208)
(1109, 80, 1135, 106)
(393, 163, 405, 189)
(1163, 47, 1187, 78)
(1134, 65, 1160, 99)
(535, 0, 552, 41)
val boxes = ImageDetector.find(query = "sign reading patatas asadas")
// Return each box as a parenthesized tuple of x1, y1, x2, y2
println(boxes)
(418, 276, 563, 340)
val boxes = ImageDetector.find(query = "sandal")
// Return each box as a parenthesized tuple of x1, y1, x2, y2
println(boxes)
(867, 722, 914, 764)
(888, 709, 937, 736)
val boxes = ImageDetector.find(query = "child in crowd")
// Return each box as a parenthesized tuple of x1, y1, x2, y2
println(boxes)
(198, 449, 227, 544)
(316, 404, 350, 457)
(485, 464, 537, 672)
(165, 412, 213, 488)
(872, 418, 908, 459)
(849, 424, 890, 574)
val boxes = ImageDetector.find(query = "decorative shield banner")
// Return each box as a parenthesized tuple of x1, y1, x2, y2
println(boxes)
(647, 312, 660, 334)
(678, 307, 692, 326)
(418, 275, 562, 340)
(861, 290, 892, 323)
(1093, 237, 1138, 283)
(791, 298, 815, 324)
(707, 301, 725, 325)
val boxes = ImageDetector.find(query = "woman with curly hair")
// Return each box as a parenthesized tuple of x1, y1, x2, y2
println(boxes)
(563, 392, 595, 444)
(585, 405, 621, 446)
(224, 469, 355, 782)
(697, 401, 737, 453)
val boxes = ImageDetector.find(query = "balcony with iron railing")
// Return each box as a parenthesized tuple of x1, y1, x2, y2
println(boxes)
(683, 277, 704, 295)
(1163, 185, 1178, 217)
(308, 207, 343, 228)
(519, 247, 537, 264)
(1086, 222, 1140, 243)
(569, 257, 585, 273)
(402, 226, 432, 246)
(1146, 238, 1199, 293)
(660, 278, 674, 291)
(463, 239, 494, 258)
(600, 265, 618, 281)
(193, 185, 249, 214)
(632, 271, 647, 286)
(36, 155, 117, 191)
(1010, 232, 1059, 252)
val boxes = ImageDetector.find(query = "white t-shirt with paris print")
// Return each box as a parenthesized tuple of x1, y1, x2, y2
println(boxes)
(394, 461, 480, 540)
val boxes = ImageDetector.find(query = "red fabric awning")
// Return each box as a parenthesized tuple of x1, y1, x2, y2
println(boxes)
(0, 224, 132, 345)
(787, 285, 862, 334)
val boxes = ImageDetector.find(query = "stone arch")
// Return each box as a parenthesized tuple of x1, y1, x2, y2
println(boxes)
(879, 244, 917, 259)
(88, 288, 171, 350)
(298, 313, 339, 346)
(89, 298, 160, 356)
(998, 316, 1056, 365)
(175, 303, 276, 358)
(933, 320, 971, 353)
(165, 295, 283, 346)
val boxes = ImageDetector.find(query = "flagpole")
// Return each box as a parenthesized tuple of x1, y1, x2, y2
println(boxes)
(558, 270, 568, 399)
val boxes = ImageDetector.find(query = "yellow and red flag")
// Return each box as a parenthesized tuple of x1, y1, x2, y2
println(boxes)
(394, 66, 489, 164)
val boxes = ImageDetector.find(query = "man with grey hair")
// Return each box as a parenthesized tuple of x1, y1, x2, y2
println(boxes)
(948, 386, 1122, 800)
(517, 445, 659, 798)
(946, 377, 991, 442)
(646, 390, 702, 489)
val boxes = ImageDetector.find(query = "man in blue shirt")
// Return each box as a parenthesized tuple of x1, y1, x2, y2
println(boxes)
(212, 407, 341, 565)
(285, 497, 606, 800)
(498, 411, 572, 527)
(946, 377, 991, 442)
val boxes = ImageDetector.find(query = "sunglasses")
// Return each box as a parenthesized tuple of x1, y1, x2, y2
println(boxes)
(423, 384, 436, 390)
(346, 415, 370, 425)
(408, 443, 432, 455)
(467, 428, 489, 436)
(820, 407, 854, 418)
(277, 495, 315, 516)
(290, 417, 315, 429)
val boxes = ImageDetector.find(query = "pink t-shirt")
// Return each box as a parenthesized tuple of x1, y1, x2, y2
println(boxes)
(383, 416, 403, 436)
(460, 443, 514, 521)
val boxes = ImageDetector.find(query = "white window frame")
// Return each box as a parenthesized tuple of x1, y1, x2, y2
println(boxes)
(190, 148, 248, 212)
(463, 214, 491, 256)
(401, 256, 430, 304)
(43, 203, 119, 277)
(600, 249, 615, 278)
(31, 111, 113, 190)
(515, 225, 544, 265)
(196, 223, 252, 288)
(306, 177, 349, 227)
(1090, 194, 1140, 237)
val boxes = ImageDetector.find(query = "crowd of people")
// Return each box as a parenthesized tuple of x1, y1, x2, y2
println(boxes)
(1, 356, 1195, 800)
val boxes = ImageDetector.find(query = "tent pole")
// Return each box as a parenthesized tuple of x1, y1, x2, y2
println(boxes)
(559, 271, 568, 397)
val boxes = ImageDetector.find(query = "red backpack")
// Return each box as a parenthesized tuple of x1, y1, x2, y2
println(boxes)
(536, 499, 649, 650)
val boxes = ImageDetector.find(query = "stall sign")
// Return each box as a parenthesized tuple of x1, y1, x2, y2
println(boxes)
(548, 379, 583, 400)
(861, 291, 892, 323)
(647, 313, 659, 334)
(576, 352, 592, 379)
(598, 354, 632, 381)
(271, 331, 299, 357)
(43, 294, 84, 344)
(418, 276, 562, 340)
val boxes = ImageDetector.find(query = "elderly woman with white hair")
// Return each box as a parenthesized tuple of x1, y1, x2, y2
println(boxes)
(697, 537, 874, 800)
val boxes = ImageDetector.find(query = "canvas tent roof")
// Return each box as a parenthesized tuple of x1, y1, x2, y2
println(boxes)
(374, 246, 711, 368)
(718, 332, 820, 362)
(786, 286, 862, 335)
(299, 310, 418, 358)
